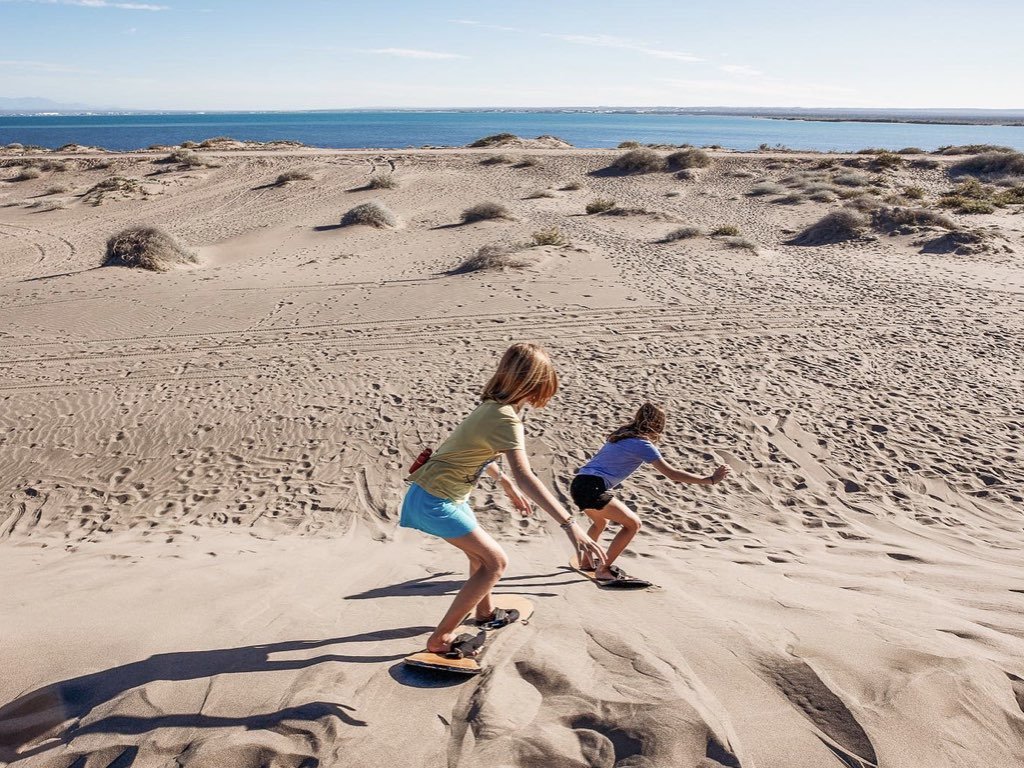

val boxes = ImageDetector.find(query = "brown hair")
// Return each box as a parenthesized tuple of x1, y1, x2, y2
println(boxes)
(481, 343, 559, 408)
(609, 402, 666, 443)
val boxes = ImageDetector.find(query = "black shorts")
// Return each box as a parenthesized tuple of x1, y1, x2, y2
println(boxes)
(570, 474, 615, 511)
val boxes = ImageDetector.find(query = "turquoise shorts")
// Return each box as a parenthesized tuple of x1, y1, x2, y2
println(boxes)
(400, 482, 478, 539)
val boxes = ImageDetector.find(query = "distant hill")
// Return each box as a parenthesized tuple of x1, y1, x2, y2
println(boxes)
(0, 97, 107, 112)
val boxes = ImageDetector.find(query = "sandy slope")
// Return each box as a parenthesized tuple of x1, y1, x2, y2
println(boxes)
(1, 146, 1023, 767)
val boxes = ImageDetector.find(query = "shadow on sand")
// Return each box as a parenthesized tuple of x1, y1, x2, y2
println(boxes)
(344, 570, 586, 601)
(0, 626, 430, 761)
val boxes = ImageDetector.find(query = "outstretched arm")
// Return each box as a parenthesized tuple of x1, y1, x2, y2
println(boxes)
(504, 449, 606, 564)
(651, 458, 730, 485)
(485, 461, 533, 516)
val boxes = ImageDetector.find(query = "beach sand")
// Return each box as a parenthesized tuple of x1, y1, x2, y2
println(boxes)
(1, 144, 1023, 767)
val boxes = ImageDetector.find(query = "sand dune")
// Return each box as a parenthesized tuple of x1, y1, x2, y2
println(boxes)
(1, 146, 1023, 767)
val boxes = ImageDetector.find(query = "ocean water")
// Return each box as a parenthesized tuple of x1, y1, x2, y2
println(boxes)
(1, 111, 1023, 153)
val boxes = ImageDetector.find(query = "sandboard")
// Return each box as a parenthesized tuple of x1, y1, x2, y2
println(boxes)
(570, 555, 655, 590)
(403, 594, 534, 675)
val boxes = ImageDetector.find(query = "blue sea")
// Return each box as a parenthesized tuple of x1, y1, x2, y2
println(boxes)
(2, 111, 1023, 153)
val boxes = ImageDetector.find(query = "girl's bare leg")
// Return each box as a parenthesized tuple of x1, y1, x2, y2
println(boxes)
(580, 510, 608, 569)
(427, 527, 508, 654)
(466, 553, 495, 620)
(582, 499, 641, 579)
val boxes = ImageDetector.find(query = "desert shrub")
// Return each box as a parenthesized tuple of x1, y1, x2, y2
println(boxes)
(666, 148, 711, 170)
(869, 151, 904, 171)
(514, 157, 540, 168)
(585, 198, 616, 214)
(910, 158, 941, 170)
(721, 236, 758, 252)
(711, 225, 740, 237)
(938, 196, 995, 214)
(560, 180, 584, 191)
(368, 173, 398, 189)
(919, 228, 994, 255)
(729, 170, 757, 178)
(44, 184, 69, 195)
(158, 148, 206, 167)
(275, 170, 313, 185)
(949, 151, 1024, 178)
(461, 201, 513, 223)
(86, 176, 139, 194)
(450, 243, 533, 273)
(618, 141, 641, 149)
(659, 226, 702, 242)
(181, 140, 199, 149)
(789, 209, 867, 245)
(524, 189, 556, 199)
(808, 190, 838, 202)
(104, 226, 196, 271)
(748, 181, 785, 196)
(341, 200, 398, 228)
(856, 147, 886, 154)
(994, 186, 1024, 205)
(480, 154, 512, 165)
(773, 192, 807, 205)
(12, 166, 41, 181)
(468, 133, 517, 148)
(843, 194, 884, 211)
(610, 148, 666, 174)
(871, 206, 956, 233)
(199, 136, 234, 147)
(902, 186, 925, 199)
(948, 178, 990, 198)
(833, 171, 870, 187)
(896, 147, 924, 154)
(38, 159, 68, 172)
(676, 168, 701, 181)
(532, 228, 568, 246)
(935, 144, 1014, 155)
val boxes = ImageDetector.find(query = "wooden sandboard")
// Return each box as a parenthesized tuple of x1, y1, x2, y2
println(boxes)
(403, 594, 534, 675)
(569, 555, 655, 590)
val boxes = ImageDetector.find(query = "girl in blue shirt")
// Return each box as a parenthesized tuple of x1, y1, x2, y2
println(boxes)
(571, 402, 730, 584)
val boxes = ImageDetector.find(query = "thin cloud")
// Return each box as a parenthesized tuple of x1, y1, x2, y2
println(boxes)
(660, 77, 855, 99)
(0, 0, 168, 9)
(543, 33, 702, 63)
(720, 64, 763, 77)
(365, 48, 467, 60)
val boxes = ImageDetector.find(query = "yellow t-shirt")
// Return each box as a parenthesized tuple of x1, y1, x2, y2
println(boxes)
(411, 400, 525, 503)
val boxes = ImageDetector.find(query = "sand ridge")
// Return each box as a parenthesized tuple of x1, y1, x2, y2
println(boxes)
(1, 147, 1023, 767)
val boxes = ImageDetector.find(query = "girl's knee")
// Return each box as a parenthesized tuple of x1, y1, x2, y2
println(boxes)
(624, 513, 642, 533)
(482, 548, 508, 575)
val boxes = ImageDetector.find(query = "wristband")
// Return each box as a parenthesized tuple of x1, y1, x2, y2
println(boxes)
(559, 517, 575, 529)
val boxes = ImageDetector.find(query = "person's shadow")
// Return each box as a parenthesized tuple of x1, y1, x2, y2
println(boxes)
(343, 570, 585, 600)
(0, 626, 429, 762)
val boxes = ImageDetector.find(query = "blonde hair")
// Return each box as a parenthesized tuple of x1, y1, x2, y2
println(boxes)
(482, 343, 559, 408)
(609, 402, 666, 443)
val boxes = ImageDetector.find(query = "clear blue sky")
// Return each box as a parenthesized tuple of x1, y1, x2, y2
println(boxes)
(1, 0, 1021, 110)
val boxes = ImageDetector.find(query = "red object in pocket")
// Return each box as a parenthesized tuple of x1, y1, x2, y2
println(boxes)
(409, 447, 433, 474)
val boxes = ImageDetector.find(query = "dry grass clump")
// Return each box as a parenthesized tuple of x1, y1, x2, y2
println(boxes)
(341, 200, 398, 228)
(938, 178, 1022, 212)
(789, 209, 868, 245)
(468, 133, 518, 148)
(199, 136, 234, 147)
(618, 141, 641, 149)
(868, 151, 904, 171)
(44, 184, 69, 195)
(902, 186, 925, 199)
(450, 243, 534, 274)
(910, 158, 941, 170)
(532, 228, 569, 246)
(181, 140, 199, 149)
(676, 168, 700, 181)
(711, 225, 740, 237)
(560, 180, 584, 191)
(897, 147, 924, 154)
(940, 197, 995, 214)
(585, 198, 616, 214)
(995, 186, 1024, 205)
(275, 170, 313, 185)
(666, 148, 711, 170)
(729, 170, 757, 178)
(461, 202, 513, 223)
(773, 192, 807, 205)
(949, 151, 1024, 179)
(610, 148, 666, 174)
(919, 228, 998, 255)
(935, 144, 1013, 155)
(720, 236, 758, 252)
(524, 189, 556, 199)
(480, 154, 512, 165)
(368, 173, 398, 189)
(82, 176, 143, 205)
(842, 193, 883, 211)
(104, 226, 196, 271)
(12, 166, 42, 181)
(808, 189, 838, 202)
(871, 206, 956, 233)
(513, 157, 540, 168)
(833, 171, 870, 187)
(659, 226, 702, 242)
(748, 181, 785, 196)
(158, 148, 208, 168)
(36, 159, 68, 172)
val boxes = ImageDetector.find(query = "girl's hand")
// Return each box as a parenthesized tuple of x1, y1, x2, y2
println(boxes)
(508, 489, 533, 517)
(567, 522, 606, 565)
(710, 465, 731, 484)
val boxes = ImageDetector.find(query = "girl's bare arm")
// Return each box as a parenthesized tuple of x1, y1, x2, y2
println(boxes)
(651, 458, 730, 485)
